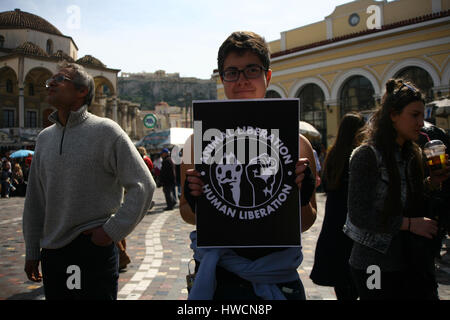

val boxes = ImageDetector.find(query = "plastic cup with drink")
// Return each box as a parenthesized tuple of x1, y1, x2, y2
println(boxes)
(423, 140, 447, 171)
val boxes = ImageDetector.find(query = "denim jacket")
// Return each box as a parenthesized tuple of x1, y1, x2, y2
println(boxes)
(343, 144, 407, 254)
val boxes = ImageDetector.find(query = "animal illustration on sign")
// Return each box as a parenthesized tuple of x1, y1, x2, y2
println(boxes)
(201, 126, 293, 220)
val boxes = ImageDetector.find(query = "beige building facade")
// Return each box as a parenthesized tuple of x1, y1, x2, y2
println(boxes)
(214, 0, 450, 147)
(0, 9, 140, 148)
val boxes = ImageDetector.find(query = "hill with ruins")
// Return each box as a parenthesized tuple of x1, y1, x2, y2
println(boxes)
(118, 70, 217, 110)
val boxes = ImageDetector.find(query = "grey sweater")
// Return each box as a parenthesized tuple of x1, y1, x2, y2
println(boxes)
(23, 106, 156, 260)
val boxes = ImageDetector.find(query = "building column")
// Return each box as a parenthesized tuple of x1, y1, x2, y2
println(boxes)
(105, 98, 112, 119)
(18, 57, 25, 128)
(130, 105, 137, 139)
(112, 96, 118, 123)
(119, 102, 128, 133)
(19, 87, 24, 128)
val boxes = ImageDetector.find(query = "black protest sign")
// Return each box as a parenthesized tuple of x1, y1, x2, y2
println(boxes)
(193, 99, 301, 248)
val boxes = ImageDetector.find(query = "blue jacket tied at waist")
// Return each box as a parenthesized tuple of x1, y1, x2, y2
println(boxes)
(188, 231, 303, 300)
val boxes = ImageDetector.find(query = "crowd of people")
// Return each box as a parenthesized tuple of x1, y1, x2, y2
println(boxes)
(1, 29, 446, 301)
(0, 153, 31, 198)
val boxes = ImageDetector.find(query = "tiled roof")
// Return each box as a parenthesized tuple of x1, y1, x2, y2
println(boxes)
(271, 10, 450, 59)
(0, 9, 62, 36)
(76, 55, 106, 68)
(13, 41, 49, 57)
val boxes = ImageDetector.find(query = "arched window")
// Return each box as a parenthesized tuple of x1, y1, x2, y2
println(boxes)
(340, 76, 375, 118)
(395, 67, 434, 102)
(265, 90, 281, 98)
(6, 79, 13, 93)
(0, 35, 4, 48)
(296, 83, 326, 145)
(46, 39, 53, 55)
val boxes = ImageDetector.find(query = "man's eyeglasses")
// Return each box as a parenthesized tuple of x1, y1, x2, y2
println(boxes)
(221, 65, 267, 82)
(45, 74, 72, 88)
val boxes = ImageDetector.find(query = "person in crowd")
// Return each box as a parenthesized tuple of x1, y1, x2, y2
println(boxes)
(137, 146, 154, 172)
(1, 160, 13, 198)
(343, 79, 450, 300)
(152, 155, 162, 187)
(160, 148, 177, 210)
(312, 147, 322, 190)
(179, 31, 318, 300)
(416, 122, 450, 258)
(137, 146, 156, 210)
(11, 163, 26, 197)
(22, 61, 155, 300)
(23, 155, 32, 182)
(175, 148, 182, 199)
(310, 112, 366, 300)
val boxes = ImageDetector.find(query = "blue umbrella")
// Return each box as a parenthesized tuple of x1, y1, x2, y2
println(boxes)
(10, 149, 34, 158)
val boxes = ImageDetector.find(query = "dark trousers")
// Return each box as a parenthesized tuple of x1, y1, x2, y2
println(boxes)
(350, 266, 407, 300)
(334, 282, 359, 300)
(350, 266, 438, 300)
(41, 233, 119, 300)
(1, 181, 10, 197)
(163, 184, 177, 208)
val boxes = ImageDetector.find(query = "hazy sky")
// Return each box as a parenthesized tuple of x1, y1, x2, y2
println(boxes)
(2, 0, 381, 79)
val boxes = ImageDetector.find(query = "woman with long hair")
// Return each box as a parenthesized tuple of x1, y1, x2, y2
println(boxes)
(310, 112, 365, 300)
(344, 79, 450, 300)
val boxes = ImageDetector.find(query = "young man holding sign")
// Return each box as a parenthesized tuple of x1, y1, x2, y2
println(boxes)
(179, 31, 317, 300)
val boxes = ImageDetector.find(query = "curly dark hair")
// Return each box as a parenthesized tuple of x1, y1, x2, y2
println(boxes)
(217, 31, 270, 76)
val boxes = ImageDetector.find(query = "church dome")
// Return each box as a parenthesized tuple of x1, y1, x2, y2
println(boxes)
(76, 55, 106, 68)
(13, 41, 49, 57)
(0, 9, 62, 36)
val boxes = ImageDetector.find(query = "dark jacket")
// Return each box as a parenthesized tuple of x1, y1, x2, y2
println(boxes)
(310, 164, 355, 286)
(160, 156, 176, 186)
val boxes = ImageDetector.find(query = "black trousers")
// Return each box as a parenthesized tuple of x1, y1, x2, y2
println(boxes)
(350, 266, 438, 300)
(41, 233, 119, 300)
(163, 184, 177, 208)
(334, 282, 359, 300)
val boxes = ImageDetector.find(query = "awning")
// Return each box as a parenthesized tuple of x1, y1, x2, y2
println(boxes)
(136, 127, 193, 150)
(427, 98, 450, 116)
